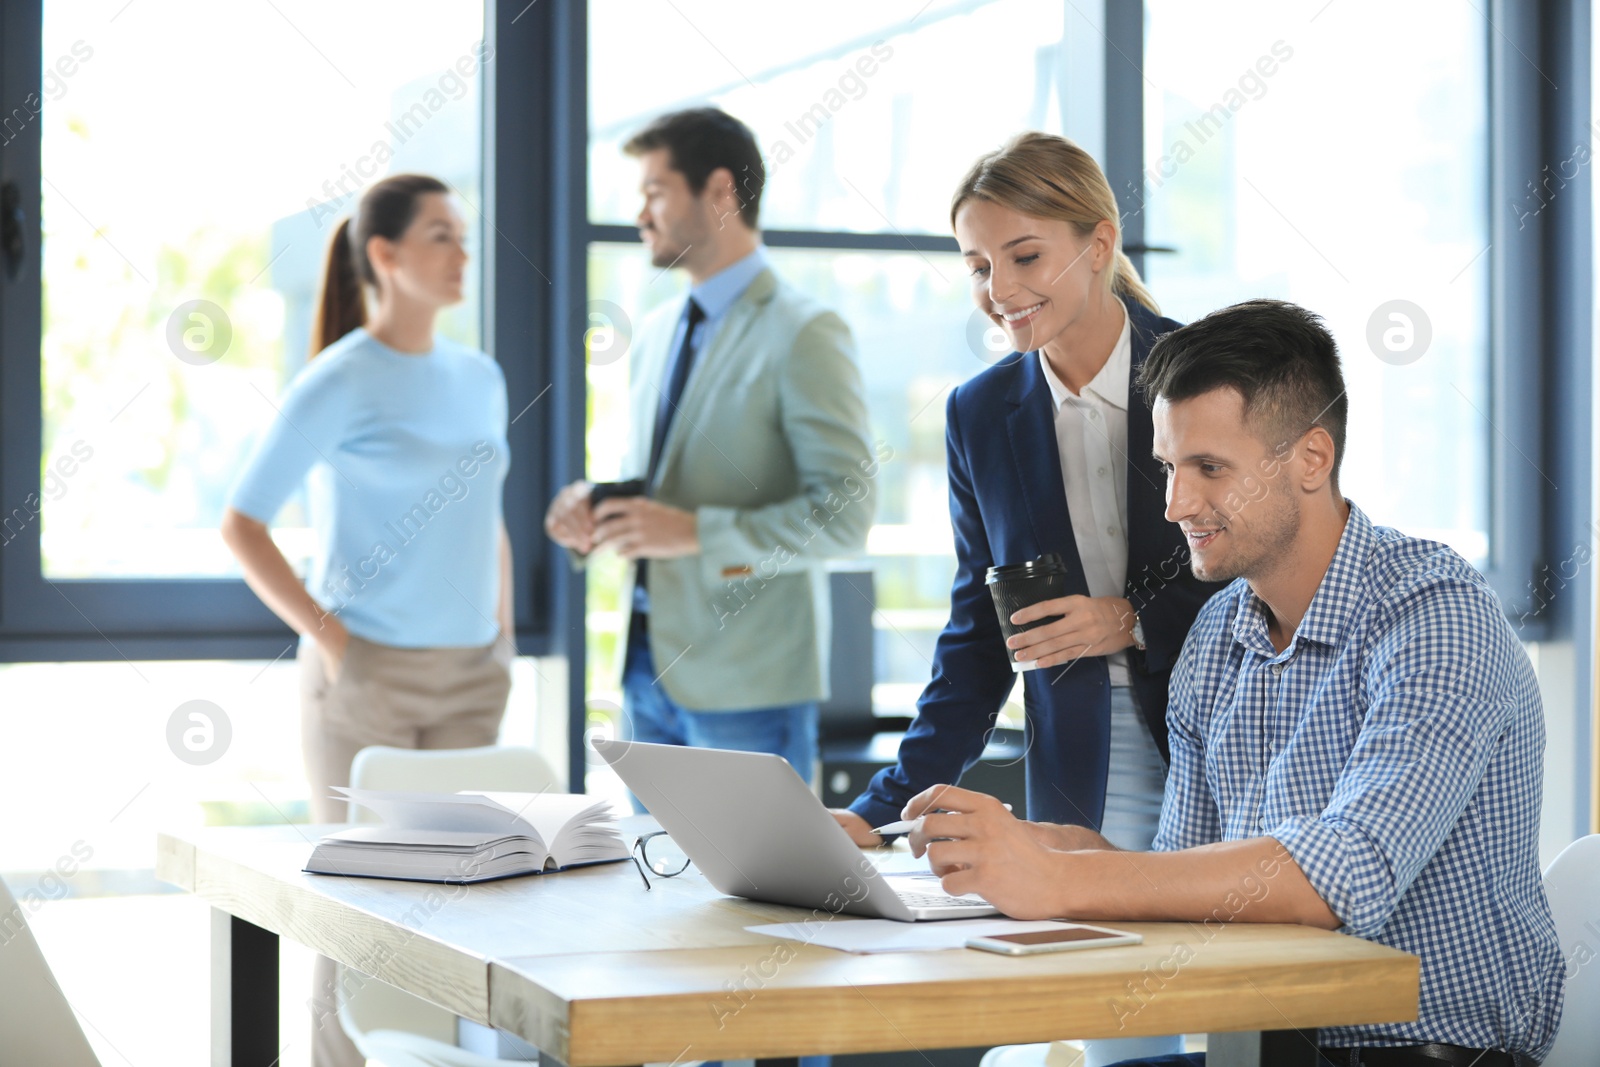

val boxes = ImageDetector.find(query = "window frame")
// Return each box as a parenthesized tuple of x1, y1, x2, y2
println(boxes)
(0, 0, 576, 670)
(1486, 0, 1555, 633)
(576, 0, 1592, 798)
(576, 2, 1113, 783)
(0, 1, 1588, 812)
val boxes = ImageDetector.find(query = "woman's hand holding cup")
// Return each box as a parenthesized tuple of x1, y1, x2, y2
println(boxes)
(1006, 595, 1136, 669)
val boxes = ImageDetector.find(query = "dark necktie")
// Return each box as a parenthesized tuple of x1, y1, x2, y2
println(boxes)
(635, 297, 704, 611)
(646, 297, 705, 485)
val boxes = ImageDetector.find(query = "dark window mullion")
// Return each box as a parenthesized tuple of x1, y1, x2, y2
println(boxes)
(1484, 0, 1549, 627)
(1103, 0, 1145, 279)
(0, 0, 48, 646)
(585, 223, 958, 256)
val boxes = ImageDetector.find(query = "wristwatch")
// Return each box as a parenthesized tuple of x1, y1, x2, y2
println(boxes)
(1130, 613, 1147, 651)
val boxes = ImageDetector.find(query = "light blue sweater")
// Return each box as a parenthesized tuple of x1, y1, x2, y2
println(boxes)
(230, 328, 510, 648)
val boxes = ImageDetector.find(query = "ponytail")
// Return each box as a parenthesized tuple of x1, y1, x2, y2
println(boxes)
(1112, 249, 1160, 315)
(310, 218, 366, 357)
(308, 173, 449, 358)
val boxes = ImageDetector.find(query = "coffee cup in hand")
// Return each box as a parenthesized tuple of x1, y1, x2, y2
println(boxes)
(588, 479, 647, 509)
(986, 554, 1069, 673)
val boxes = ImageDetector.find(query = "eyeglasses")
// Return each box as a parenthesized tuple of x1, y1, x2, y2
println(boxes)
(631, 830, 691, 889)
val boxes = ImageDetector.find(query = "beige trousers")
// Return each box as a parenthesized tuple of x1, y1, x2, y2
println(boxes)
(301, 632, 512, 1067)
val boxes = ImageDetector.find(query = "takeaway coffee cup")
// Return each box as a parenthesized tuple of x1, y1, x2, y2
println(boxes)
(986, 554, 1069, 673)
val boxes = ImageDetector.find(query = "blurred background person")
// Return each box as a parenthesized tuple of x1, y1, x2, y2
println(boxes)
(221, 172, 513, 1067)
(545, 107, 874, 789)
(831, 133, 1225, 1066)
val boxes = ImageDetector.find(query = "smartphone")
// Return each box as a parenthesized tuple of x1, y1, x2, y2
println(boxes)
(588, 479, 646, 509)
(965, 924, 1143, 955)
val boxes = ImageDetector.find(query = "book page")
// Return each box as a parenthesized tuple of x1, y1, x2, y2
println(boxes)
(470, 792, 613, 852)
(309, 789, 628, 881)
(332, 787, 533, 837)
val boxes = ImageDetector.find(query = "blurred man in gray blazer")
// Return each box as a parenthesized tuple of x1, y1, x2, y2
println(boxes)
(546, 108, 875, 784)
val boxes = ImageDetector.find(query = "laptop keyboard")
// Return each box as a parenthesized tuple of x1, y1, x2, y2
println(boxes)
(897, 890, 988, 908)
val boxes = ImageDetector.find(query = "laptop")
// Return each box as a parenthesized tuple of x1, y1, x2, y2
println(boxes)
(593, 739, 999, 921)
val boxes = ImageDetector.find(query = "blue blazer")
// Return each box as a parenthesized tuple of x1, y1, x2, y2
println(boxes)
(850, 299, 1226, 830)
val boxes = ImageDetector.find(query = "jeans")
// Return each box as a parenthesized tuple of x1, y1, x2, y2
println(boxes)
(621, 613, 819, 806)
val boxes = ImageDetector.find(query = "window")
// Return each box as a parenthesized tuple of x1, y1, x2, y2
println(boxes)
(39, 1, 485, 579)
(582, 0, 1086, 748)
(589, 0, 1077, 235)
(0, 1, 520, 658)
(0, 1, 1574, 801)
(1141, 0, 1491, 566)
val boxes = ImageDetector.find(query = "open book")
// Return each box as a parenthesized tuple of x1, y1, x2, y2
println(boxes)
(304, 787, 630, 884)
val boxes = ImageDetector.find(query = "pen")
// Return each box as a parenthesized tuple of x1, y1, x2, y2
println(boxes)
(872, 804, 1011, 836)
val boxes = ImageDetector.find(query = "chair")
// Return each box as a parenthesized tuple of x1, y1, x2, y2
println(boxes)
(979, 1035, 1191, 1067)
(979, 1042, 1083, 1067)
(0, 875, 103, 1067)
(338, 744, 561, 1066)
(1541, 833, 1600, 1066)
(352, 1031, 530, 1067)
(344, 744, 561, 821)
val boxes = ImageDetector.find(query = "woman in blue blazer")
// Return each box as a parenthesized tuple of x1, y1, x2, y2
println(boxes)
(835, 130, 1221, 1064)
(834, 131, 1221, 864)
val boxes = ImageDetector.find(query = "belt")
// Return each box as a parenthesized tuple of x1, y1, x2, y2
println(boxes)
(1321, 1044, 1529, 1067)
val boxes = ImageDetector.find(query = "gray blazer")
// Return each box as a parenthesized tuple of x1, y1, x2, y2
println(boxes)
(624, 266, 875, 710)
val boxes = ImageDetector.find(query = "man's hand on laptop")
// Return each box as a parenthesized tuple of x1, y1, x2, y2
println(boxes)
(901, 786, 1114, 856)
(830, 809, 884, 847)
(900, 785, 1099, 919)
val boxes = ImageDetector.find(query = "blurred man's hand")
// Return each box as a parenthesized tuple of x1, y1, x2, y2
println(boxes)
(592, 497, 699, 559)
(545, 481, 596, 553)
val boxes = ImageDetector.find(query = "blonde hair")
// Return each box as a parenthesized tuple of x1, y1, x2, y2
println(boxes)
(949, 131, 1158, 314)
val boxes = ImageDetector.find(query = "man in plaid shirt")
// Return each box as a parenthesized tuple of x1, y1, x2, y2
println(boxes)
(898, 300, 1564, 1065)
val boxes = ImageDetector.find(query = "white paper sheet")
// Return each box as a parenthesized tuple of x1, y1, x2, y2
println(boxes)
(864, 852, 940, 876)
(745, 918, 1077, 954)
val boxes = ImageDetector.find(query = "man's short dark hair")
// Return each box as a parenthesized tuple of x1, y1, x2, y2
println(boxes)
(624, 107, 764, 229)
(1138, 299, 1348, 486)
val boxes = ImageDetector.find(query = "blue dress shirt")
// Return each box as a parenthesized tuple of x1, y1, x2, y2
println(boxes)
(1155, 502, 1563, 1055)
(633, 246, 770, 615)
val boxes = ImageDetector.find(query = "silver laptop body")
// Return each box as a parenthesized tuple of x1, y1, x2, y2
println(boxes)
(593, 739, 998, 921)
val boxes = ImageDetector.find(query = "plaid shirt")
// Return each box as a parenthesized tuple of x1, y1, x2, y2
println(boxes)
(1153, 503, 1563, 1055)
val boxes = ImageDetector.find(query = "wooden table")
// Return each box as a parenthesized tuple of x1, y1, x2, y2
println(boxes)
(156, 823, 1420, 1067)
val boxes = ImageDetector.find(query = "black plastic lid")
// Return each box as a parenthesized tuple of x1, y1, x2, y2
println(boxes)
(985, 553, 1067, 584)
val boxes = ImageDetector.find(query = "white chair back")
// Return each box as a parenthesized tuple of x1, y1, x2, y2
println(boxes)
(1542, 833, 1600, 1066)
(344, 744, 561, 823)
(338, 745, 559, 1063)
(0, 876, 102, 1067)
